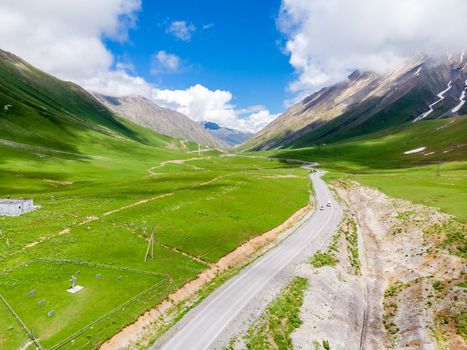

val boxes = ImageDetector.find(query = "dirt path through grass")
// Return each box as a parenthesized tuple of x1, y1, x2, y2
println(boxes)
(146, 157, 211, 176)
(17, 172, 236, 255)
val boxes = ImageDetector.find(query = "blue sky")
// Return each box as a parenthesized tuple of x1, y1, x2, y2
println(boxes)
(106, 0, 292, 113)
(2, 0, 465, 132)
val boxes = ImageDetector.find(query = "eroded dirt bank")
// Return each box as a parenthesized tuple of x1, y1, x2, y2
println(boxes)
(293, 181, 466, 350)
(100, 204, 311, 350)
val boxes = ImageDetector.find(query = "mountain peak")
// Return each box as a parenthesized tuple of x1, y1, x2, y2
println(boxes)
(347, 69, 362, 81)
(95, 94, 226, 149)
(201, 121, 221, 130)
(239, 54, 467, 151)
(200, 121, 253, 146)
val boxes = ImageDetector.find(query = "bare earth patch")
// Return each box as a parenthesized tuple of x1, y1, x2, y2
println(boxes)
(42, 179, 74, 186)
(262, 175, 306, 179)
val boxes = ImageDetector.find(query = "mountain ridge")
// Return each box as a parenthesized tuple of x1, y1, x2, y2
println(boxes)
(0, 48, 156, 153)
(240, 54, 467, 151)
(95, 94, 227, 149)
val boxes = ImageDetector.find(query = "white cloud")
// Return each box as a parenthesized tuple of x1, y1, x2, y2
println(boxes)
(243, 110, 279, 133)
(279, 0, 467, 95)
(116, 61, 136, 74)
(0, 1, 276, 133)
(151, 50, 181, 74)
(82, 70, 154, 98)
(202, 23, 214, 30)
(150, 84, 275, 133)
(237, 105, 267, 114)
(0, 0, 141, 82)
(166, 20, 196, 41)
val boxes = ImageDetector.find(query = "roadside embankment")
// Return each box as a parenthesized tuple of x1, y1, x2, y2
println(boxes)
(100, 203, 312, 350)
(292, 181, 466, 349)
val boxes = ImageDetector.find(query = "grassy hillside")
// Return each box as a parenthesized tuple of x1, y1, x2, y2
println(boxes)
(269, 116, 467, 221)
(290, 87, 434, 148)
(0, 51, 153, 151)
(0, 51, 311, 349)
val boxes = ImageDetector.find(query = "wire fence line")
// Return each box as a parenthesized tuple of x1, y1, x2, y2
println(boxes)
(1, 258, 174, 349)
(49, 277, 172, 350)
(0, 292, 43, 349)
(1, 276, 172, 350)
(1, 257, 172, 281)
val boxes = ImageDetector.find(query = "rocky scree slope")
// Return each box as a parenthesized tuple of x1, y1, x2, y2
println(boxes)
(292, 182, 466, 349)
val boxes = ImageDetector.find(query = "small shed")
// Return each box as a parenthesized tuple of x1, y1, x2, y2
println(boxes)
(0, 198, 34, 216)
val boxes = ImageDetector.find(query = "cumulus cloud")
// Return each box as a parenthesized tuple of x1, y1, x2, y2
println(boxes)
(151, 85, 275, 133)
(166, 20, 196, 41)
(279, 0, 467, 95)
(243, 110, 279, 133)
(237, 105, 267, 114)
(0, 0, 141, 82)
(0, 1, 277, 133)
(82, 70, 154, 98)
(151, 50, 181, 74)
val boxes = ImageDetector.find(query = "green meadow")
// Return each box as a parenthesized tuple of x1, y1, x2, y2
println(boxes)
(0, 138, 310, 349)
(270, 116, 467, 221)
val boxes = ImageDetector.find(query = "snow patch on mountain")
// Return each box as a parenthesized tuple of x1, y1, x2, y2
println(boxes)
(403, 147, 426, 154)
(413, 65, 422, 76)
(452, 79, 467, 113)
(414, 81, 453, 122)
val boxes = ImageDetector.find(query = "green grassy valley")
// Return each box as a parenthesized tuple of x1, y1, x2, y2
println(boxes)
(2, 62, 465, 347)
(0, 152, 310, 349)
(1, 44, 466, 350)
(0, 51, 311, 349)
(269, 116, 467, 221)
(2, 3, 467, 349)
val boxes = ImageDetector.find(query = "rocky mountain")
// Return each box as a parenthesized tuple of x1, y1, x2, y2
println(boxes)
(200, 121, 253, 147)
(96, 95, 226, 149)
(240, 54, 467, 151)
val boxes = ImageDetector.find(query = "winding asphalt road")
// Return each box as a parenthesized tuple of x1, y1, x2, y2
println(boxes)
(155, 170, 342, 350)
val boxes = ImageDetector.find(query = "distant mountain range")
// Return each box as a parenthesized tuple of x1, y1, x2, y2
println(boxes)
(95, 95, 226, 149)
(200, 121, 253, 147)
(2, 47, 465, 160)
(240, 54, 467, 151)
(0, 48, 228, 154)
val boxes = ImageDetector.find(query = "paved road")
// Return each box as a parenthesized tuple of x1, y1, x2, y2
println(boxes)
(155, 171, 342, 350)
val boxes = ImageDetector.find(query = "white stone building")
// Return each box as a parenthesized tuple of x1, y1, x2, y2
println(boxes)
(0, 198, 34, 216)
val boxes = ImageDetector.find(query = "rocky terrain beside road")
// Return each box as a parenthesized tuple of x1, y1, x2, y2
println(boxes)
(292, 181, 466, 350)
